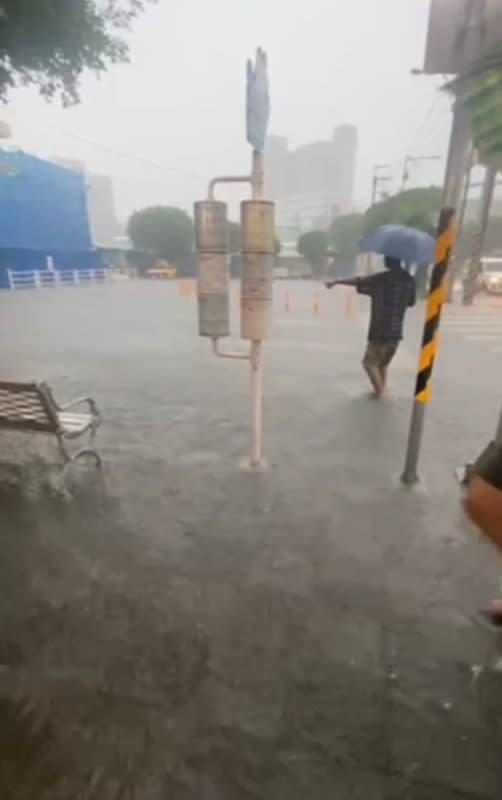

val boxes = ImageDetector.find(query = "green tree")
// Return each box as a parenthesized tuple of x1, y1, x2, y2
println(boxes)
(0, 0, 154, 104)
(127, 206, 194, 264)
(329, 213, 364, 259)
(456, 216, 502, 260)
(363, 187, 442, 236)
(297, 230, 328, 276)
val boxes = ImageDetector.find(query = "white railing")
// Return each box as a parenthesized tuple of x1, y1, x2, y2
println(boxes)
(7, 268, 110, 290)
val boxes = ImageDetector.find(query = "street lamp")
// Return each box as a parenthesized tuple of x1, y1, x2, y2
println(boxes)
(401, 154, 441, 191)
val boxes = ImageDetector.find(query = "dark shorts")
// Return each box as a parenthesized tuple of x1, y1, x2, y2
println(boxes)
(363, 340, 399, 370)
(471, 441, 502, 491)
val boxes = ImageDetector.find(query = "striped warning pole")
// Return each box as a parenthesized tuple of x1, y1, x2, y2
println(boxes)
(416, 208, 454, 403)
(401, 105, 471, 486)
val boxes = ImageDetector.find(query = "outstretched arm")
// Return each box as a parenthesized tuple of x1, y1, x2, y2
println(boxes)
(325, 277, 361, 289)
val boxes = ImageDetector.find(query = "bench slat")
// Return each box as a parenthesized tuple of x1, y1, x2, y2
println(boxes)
(0, 387, 55, 431)
(58, 412, 93, 435)
(0, 381, 99, 439)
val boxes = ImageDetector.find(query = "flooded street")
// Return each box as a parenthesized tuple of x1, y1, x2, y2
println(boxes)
(1, 281, 502, 798)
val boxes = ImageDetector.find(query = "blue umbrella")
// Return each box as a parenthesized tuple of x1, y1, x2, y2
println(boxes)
(359, 224, 434, 265)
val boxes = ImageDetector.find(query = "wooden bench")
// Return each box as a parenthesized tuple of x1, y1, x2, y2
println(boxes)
(0, 380, 101, 480)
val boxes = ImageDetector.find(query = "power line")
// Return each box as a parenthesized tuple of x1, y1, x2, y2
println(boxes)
(18, 121, 211, 183)
(416, 97, 451, 153)
(402, 90, 451, 180)
(407, 91, 443, 152)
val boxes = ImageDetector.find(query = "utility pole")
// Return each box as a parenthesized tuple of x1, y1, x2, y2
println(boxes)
(401, 0, 494, 484)
(365, 164, 391, 274)
(370, 163, 392, 206)
(462, 164, 497, 305)
(401, 103, 471, 485)
(401, 154, 441, 192)
(445, 144, 474, 302)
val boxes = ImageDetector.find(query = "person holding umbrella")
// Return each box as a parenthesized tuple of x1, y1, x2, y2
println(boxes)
(326, 254, 415, 397)
(325, 226, 433, 397)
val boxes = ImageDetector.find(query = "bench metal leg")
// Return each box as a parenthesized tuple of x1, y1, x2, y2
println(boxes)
(57, 426, 102, 483)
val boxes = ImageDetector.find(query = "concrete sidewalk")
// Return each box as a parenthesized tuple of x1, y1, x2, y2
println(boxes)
(1, 281, 502, 798)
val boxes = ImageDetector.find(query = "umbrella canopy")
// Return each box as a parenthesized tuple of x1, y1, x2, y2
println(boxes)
(359, 224, 434, 265)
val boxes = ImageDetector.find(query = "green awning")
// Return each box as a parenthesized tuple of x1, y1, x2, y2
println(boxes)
(447, 54, 502, 163)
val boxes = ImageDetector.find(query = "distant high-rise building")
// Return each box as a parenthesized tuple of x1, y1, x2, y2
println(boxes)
(332, 125, 357, 216)
(264, 125, 358, 239)
(50, 157, 123, 248)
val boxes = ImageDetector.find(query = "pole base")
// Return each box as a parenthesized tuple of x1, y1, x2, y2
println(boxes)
(240, 456, 268, 472)
(396, 472, 426, 492)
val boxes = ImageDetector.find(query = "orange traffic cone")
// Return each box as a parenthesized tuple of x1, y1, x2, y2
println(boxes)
(313, 290, 320, 317)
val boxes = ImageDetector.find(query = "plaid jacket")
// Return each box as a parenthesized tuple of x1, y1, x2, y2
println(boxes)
(357, 269, 416, 341)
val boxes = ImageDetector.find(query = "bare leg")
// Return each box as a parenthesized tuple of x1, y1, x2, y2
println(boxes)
(379, 365, 388, 392)
(363, 363, 383, 397)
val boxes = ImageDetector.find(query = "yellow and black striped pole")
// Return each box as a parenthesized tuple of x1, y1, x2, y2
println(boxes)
(414, 208, 455, 404)
(401, 104, 471, 486)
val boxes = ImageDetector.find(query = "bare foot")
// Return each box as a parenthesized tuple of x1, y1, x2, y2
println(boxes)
(364, 365, 384, 397)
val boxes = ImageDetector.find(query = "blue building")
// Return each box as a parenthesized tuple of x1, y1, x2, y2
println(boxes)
(0, 149, 102, 289)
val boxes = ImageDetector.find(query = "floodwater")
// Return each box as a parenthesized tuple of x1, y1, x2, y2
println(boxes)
(1, 280, 502, 798)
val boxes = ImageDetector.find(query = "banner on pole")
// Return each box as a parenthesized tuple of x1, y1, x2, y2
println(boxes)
(246, 48, 270, 152)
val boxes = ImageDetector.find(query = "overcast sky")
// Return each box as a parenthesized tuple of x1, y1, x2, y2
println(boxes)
(4, 0, 457, 222)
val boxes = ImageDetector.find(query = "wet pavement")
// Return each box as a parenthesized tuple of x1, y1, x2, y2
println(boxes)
(1, 280, 502, 798)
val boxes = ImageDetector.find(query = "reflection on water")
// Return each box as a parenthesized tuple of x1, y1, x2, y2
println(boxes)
(0, 694, 136, 799)
(0, 694, 64, 799)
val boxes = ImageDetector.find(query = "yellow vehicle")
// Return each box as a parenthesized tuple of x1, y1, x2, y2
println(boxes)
(146, 261, 177, 279)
